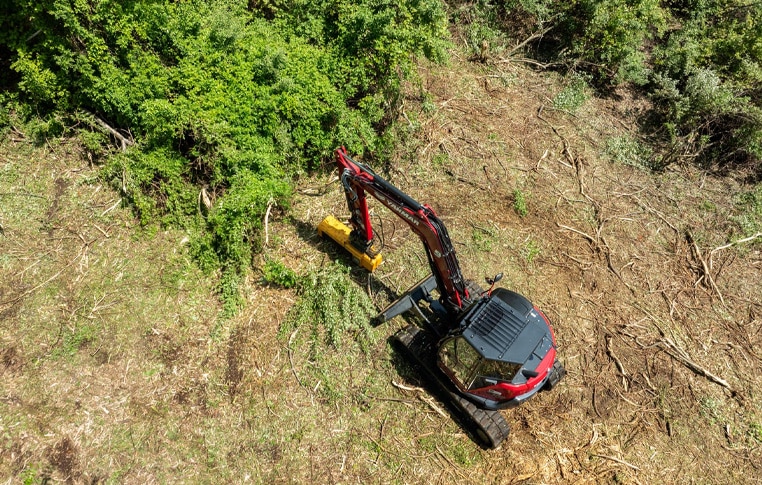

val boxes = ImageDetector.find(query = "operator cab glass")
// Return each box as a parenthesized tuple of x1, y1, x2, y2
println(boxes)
(438, 336, 522, 390)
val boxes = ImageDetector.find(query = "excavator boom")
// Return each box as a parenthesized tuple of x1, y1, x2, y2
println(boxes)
(333, 147, 468, 311)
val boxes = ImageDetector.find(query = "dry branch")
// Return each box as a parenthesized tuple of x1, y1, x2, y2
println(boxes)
(660, 337, 734, 393)
(264, 200, 274, 247)
(83, 110, 134, 151)
(686, 231, 727, 308)
(711, 232, 762, 253)
(287, 328, 307, 389)
(710, 232, 762, 271)
(503, 25, 554, 58)
(557, 223, 596, 245)
(630, 304, 736, 394)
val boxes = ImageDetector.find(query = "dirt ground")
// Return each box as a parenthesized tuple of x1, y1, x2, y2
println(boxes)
(1, 51, 761, 483)
(289, 52, 762, 483)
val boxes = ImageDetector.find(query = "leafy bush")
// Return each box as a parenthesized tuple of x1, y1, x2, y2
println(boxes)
(552, 73, 589, 113)
(449, 0, 762, 172)
(1, 0, 448, 311)
(280, 262, 376, 353)
(262, 258, 299, 289)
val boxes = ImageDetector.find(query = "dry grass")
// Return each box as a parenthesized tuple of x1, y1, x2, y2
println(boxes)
(1, 50, 761, 484)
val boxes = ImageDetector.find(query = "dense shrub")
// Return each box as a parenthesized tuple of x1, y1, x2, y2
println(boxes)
(0, 0, 448, 311)
(450, 0, 762, 172)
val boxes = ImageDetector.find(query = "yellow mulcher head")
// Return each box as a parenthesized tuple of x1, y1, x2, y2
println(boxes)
(317, 215, 383, 272)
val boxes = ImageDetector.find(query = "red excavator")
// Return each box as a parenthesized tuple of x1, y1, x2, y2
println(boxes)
(318, 147, 566, 448)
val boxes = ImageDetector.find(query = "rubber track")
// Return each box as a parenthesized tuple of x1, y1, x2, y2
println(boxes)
(393, 325, 511, 449)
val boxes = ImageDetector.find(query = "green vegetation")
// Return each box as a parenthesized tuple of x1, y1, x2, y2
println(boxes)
(454, 0, 762, 171)
(278, 262, 378, 402)
(521, 238, 541, 264)
(471, 224, 498, 252)
(604, 134, 654, 170)
(734, 185, 762, 237)
(552, 73, 589, 114)
(280, 262, 377, 352)
(262, 257, 298, 289)
(0, 0, 448, 310)
(512, 188, 528, 217)
(3, 0, 761, 314)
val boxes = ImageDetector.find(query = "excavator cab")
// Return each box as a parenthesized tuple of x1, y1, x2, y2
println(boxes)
(437, 288, 565, 410)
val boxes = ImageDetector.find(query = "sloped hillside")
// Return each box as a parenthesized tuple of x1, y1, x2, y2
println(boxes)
(1, 54, 760, 484)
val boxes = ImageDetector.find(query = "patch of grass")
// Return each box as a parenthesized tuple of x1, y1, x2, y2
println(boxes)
(417, 433, 480, 467)
(699, 396, 724, 425)
(432, 152, 450, 169)
(733, 184, 762, 237)
(699, 200, 717, 212)
(513, 188, 529, 217)
(56, 323, 99, 358)
(471, 224, 497, 252)
(749, 421, 762, 443)
(552, 74, 590, 114)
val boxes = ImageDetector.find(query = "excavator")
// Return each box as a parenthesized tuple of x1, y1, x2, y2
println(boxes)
(317, 147, 566, 448)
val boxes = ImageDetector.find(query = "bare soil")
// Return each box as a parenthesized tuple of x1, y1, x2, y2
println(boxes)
(1, 52, 760, 484)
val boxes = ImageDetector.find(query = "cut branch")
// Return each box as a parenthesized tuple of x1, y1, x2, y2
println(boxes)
(83, 110, 134, 151)
(686, 231, 727, 308)
(660, 337, 734, 393)
(710, 232, 762, 265)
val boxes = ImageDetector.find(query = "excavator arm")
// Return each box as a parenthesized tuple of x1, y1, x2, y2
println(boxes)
(333, 147, 469, 311)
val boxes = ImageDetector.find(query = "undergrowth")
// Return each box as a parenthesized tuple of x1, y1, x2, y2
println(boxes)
(277, 262, 378, 403)
(0, 0, 449, 312)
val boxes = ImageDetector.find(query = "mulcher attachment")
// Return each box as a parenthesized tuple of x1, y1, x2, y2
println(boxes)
(392, 325, 511, 449)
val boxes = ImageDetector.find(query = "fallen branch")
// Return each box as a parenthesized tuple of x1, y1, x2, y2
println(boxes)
(686, 231, 727, 308)
(633, 196, 679, 233)
(264, 199, 274, 247)
(504, 24, 554, 58)
(83, 110, 134, 151)
(710, 232, 762, 269)
(392, 380, 425, 393)
(287, 328, 307, 389)
(444, 168, 489, 191)
(557, 223, 597, 245)
(629, 304, 737, 394)
(419, 395, 448, 418)
(606, 335, 629, 391)
(660, 337, 734, 392)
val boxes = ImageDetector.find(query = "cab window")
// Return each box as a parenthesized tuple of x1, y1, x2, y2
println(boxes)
(438, 337, 480, 388)
(471, 360, 522, 389)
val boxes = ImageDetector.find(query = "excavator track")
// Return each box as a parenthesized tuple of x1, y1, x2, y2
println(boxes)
(392, 325, 511, 449)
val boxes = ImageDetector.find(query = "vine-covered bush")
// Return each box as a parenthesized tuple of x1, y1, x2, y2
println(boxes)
(0, 0, 448, 310)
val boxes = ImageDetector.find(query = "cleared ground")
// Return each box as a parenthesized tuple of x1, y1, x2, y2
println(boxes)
(1, 52, 761, 483)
